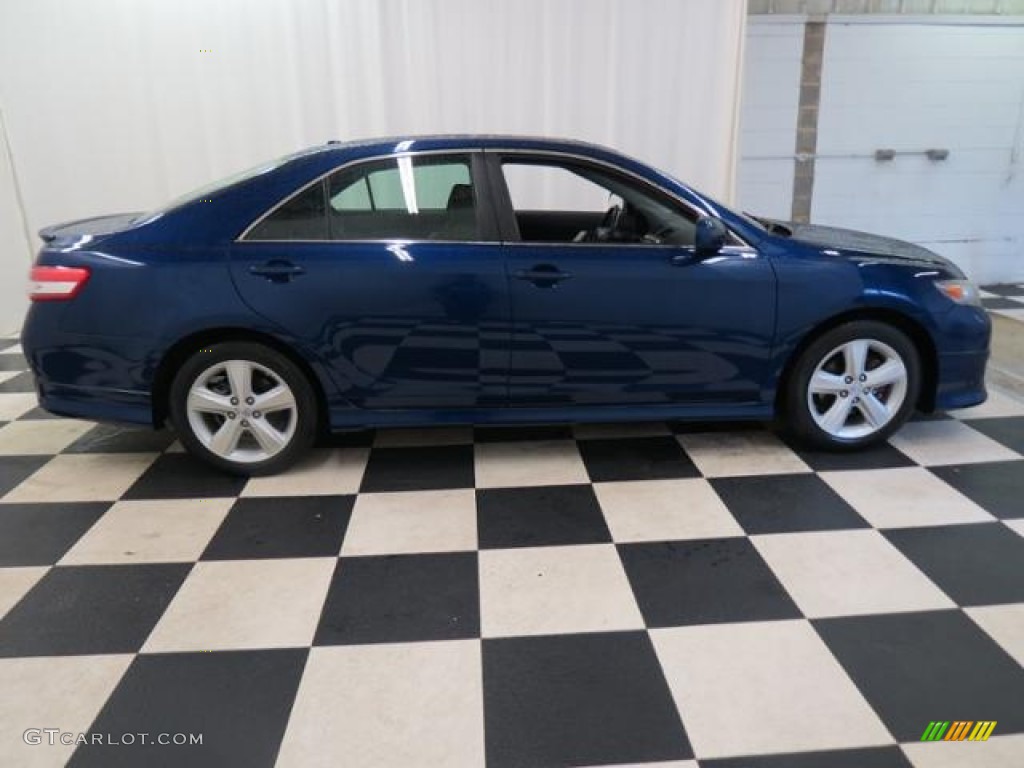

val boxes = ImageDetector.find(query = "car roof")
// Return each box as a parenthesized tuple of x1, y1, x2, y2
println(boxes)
(318, 134, 623, 158)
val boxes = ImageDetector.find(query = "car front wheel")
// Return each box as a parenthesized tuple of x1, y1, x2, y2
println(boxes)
(169, 342, 317, 475)
(785, 320, 920, 450)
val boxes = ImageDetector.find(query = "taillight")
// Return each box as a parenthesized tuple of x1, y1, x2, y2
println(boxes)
(28, 266, 91, 301)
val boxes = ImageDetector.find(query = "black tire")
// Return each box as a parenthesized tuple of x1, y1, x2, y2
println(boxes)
(783, 320, 920, 451)
(169, 341, 317, 475)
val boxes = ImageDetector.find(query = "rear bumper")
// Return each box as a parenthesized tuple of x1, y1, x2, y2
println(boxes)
(22, 308, 156, 426)
(35, 381, 153, 426)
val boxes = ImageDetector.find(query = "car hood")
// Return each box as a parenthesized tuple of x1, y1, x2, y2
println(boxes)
(39, 212, 145, 243)
(765, 219, 954, 269)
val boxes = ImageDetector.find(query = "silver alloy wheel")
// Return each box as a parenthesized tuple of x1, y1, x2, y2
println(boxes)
(806, 338, 908, 440)
(186, 359, 298, 463)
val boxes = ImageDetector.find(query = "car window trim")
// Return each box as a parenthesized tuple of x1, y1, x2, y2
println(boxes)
(484, 148, 752, 250)
(236, 149, 499, 244)
(236, 146, 753, 251)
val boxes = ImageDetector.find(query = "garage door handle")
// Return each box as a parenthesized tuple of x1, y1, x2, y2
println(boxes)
(514, 265, 572, 286)
(249, 261, 305, 282)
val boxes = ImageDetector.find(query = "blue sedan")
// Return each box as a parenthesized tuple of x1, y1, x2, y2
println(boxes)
(22, 136, 990, 474)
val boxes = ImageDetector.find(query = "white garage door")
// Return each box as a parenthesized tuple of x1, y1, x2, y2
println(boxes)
(812, 17, 1024, 284)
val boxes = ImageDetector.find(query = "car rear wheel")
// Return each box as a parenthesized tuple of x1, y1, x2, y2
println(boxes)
(170, 342, 317, 475)
(784, 320, 920, 450)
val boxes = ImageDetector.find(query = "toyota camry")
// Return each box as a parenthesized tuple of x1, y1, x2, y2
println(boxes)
(22, 136, 991, 474)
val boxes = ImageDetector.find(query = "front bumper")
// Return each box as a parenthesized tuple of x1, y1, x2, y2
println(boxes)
(931, 305, 990, 411)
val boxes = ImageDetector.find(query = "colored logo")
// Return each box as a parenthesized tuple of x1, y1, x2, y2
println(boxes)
(920, 721, 996, 742)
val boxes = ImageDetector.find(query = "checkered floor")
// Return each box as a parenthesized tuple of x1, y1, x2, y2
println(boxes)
(981, 283, 1024, 322)
(1, 336, 1023, 768)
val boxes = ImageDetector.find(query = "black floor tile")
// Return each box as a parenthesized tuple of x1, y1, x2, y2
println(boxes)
(618, 538, 801, 627)
(0, 371, 35, 393)
(0, 564, 191, 656)
(359, 445, 475, 492)
(0, 502, 109, 566)
(474, 424, 574, 442)
(68, 649, 307, 768)
(483, 632, 691, 768)
(14, 406, 64, 420)
(476, 484, 610, 549)
(792, 441, 915, 472)
(814, 610, 1024, 741)
(981, 283, 1024, 297)
(930, 461, 1024, 519)
(317, 428, 375, 448)
(960, 416, 1024, 454)
(122, 454, 248, 500)
(703, 746, 912, 768)
(63, 423, 177, 454)
(981, 296, 1024, 310)
(202, 496, 353, 560)
(670, 420, 765, 434)
(315, 552, 478, 645)
(578, 436, 701, 482)
(884, 523, 1024, 606)
(710, 474, 868, 534)
(0, 455, 48, 497)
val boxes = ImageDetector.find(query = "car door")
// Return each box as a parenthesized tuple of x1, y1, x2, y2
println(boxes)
(489, 152, 776, 407)
(230, 151, 509, 409)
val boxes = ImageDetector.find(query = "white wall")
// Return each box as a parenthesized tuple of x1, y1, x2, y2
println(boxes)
(0, 0, 747, 335)
(738, 14, 1024, 285)
(736, 16, 805, 219)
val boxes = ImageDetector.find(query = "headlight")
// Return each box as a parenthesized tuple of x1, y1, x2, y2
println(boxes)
(934, 279, 982, 307)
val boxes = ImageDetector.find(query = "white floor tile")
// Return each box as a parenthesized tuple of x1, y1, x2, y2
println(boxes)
(1, 453, 158, 503)
(821, 467, 994, 529)
(1004, 519, 1024, 539)
(0, 567, 48, 621)
(0, 393, 36, 421)
(651, 620, 892, 759)
(475, 440, 589, 488)
(964, 604, 1024, 668)
(902, 733, 1024, 767)
(0, 420, 93, 456)
(949, 389, 1024, 420)
(889, 420, 1019, 466)
(676, 432, 810, 478)
(479, 544, 643, 637)
(0, 655, 133, 768)
(595, 478, 743, 543)
(276, 640, 484, 768)
(752, 530, 955, 618)
(142, 558, 336, 652)
(241, 448, 368, 497)
(59, 498, 233, 565)
(342, 489, 477, 555)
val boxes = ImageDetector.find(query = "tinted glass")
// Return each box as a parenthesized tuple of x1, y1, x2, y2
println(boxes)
(327, 155, 479, 240)
(244, 181, 328, 240)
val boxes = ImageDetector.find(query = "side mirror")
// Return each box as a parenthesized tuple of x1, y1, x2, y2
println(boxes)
(694, 216, 728, 256)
